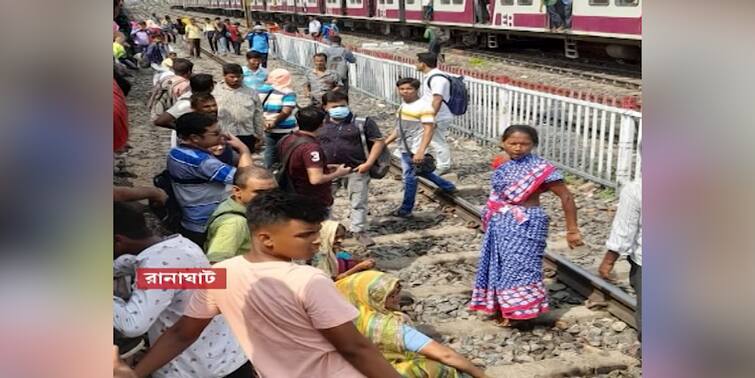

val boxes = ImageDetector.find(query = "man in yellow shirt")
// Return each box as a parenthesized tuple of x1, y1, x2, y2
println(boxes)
(184, 18, 202, 58)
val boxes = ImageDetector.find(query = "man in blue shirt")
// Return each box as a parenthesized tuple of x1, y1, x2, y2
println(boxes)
(246, 25, 271, 68)
(242, 51, 268, 92)
(167, 113, 254, 246)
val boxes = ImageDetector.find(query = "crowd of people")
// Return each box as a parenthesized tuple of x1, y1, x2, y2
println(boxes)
(113, 1, 642, 376)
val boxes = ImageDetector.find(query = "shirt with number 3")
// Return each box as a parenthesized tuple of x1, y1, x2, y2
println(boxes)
(279, 131, 334, 207)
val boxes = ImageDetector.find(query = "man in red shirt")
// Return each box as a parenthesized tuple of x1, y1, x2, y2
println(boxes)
(228, 21, 242, 56)
(277, 106, 351, 208)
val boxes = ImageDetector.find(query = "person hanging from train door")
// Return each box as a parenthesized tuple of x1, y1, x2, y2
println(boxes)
(475, 0, 490, 24)
(540, 0, 563, 32)
(422, 0, 433, 21)
(557, 0, 572, 32)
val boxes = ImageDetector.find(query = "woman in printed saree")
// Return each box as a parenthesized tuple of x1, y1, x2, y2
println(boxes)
(337, 271, 490, 378)
(470, 125, 583, 326)
(311, 220, 375, 281)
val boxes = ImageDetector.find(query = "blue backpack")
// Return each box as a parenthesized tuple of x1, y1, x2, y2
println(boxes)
(427, 73, 469, 116)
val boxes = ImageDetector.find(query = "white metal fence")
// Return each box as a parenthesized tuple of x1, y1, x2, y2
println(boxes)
(272, 33, 642, 188)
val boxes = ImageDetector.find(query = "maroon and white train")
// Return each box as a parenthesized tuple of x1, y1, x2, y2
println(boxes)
(173, 0, 641, 57)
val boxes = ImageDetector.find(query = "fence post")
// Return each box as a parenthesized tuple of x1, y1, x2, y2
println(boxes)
(615, 115, 636, 188)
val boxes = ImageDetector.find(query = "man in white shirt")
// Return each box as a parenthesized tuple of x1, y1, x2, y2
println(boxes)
(598, 179, 642, 339)
(113, 202, 252, 377)
(308, 16, 322, 38)
(416, 52, 453, 175)
(153, 73, 215, 147)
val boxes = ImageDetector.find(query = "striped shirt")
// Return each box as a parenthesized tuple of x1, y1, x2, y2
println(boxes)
(394, 98, 435, 157)
(167, 146, 236, 233)
(258, 84, 298, 133)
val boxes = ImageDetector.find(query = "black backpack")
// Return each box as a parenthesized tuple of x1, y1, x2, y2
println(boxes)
(272, 134, 316, 193)
(152, 170, 208, 232)
(427, 73, 469, 115)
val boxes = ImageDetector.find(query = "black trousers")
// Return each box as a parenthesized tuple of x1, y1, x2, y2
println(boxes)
(629, 258, 642, 341)
(207, 31, 218, 52)
(180, 226, 206, 249)
(232, 40, 242, 55)
(190, 39, 202, 57)
(224, 361, 256, 378)
(259, 52, 269, 68)
(237, 135, 259, 153)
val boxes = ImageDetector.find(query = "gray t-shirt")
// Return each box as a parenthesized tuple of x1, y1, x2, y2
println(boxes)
(306, 69, 342, 104)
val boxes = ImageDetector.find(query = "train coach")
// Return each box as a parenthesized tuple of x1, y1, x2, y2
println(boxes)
(173, 0, 641, 58)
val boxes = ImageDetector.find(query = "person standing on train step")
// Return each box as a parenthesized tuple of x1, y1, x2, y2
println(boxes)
(383, 77, 457, 218)
(540, 0, 563, 31)
(213, 63, 264, 153)
(323, 35, 356, 94)
(246, 25, 271, 68)
(319, 90, 386, 247)
(422, 0, 433, 21)
(557, 0, 572, 32)
(308, 16, 321, 39)
(598, 178, 642, 340)
(416, 52, 453, 175)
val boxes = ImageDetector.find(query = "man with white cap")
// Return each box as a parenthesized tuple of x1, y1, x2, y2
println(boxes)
(246, 24, 272, 68)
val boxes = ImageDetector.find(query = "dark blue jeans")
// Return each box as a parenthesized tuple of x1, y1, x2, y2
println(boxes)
(263, 132, 288, 169)
(546, 4, 563, 29)
(399, 153, 456, 214)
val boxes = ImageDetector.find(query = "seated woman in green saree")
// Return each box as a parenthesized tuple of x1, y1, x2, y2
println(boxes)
(336, 271, 489, 378)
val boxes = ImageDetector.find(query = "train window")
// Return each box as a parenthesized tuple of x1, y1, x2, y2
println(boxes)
(517, 0, 533, 5)
(387, 0, 393, 4)
(589, 0, 609, 5)
(452, 0, 463, 4)
(616, 0, 639, 6)
(379, 0, 384, 3)
(500, 0, 514, 5)
(406, 0, 415, 3)
(440, 0, 450, 4)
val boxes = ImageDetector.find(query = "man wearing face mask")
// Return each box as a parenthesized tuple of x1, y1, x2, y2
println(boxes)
(318, 91, 386, 247)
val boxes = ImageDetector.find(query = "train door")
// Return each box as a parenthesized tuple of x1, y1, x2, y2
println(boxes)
(368, 0, 376, 16)
(398, 0, 405, 22)
(318, 0, 326, 13)
(341, 0, 347, 15)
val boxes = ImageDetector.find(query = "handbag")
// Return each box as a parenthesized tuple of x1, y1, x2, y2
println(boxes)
(397, 107, 436, 174)
(355, 117, 390, 179)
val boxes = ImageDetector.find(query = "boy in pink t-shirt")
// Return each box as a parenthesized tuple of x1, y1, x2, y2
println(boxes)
(134, 191, 400, 378)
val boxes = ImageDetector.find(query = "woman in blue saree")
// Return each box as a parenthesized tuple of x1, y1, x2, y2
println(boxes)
(470, 125, 584, 326)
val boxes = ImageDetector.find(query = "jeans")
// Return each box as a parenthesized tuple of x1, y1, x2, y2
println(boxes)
(333, 172, 370, 233)
(232, 40, 242, 55)
(399, 153, 456, 214)
(429, 119, 453, 174)
(263, 132, 288, 169)
(217, 37, 229, 54)
(559, 0, 572, 29)
(206, 31, 217, 52)
(546, 4, 563, 29)
(629, 258, 642, 341)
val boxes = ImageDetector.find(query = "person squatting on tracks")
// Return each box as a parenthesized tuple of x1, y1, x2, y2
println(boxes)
(469, 125, 584, 327)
